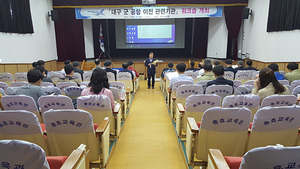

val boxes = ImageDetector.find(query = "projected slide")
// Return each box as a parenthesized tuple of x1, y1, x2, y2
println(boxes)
(126, 25, 175, 44)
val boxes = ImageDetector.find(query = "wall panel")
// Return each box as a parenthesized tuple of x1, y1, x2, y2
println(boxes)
(4, 65, 18, 75)
(17, 65, 30, 73)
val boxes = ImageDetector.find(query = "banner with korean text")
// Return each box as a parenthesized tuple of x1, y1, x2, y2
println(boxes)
(75, 6, 222, 19)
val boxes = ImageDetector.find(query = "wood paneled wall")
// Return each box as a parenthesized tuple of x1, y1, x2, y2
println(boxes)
(246, 59, 300, 73)
(2, 59, 300, 77)
(0, 60, 58, 75)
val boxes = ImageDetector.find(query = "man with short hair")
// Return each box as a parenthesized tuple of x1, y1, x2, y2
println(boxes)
(145, 52, 158, 89)
(214, 60, 220, 66)
(167, 63, 194, 93)
(104, 60, 117, 80)
(235, 60, 244, 70)
(73, 61, 84, 80)
(224, 59, 237, 75)
(35, 66, 55, 85)
(285, 62, 300, 83)
(268, 63, 284, 80)
(196, 64, 215, 82)
(203, 58, 212, 65)
(128, 61, 140, 78)
(16, 69, 46, 108)
(37, 60, 48, 76)
(61, 60, 71, 74)
(207, 65, 234, 88)
(161, 63, 176, 78)
(94, 59, 103, 69)
(243, 60, 258, 71)
(32, 62, 38, 68)
(119, 63, 135, 80)
(186, 61, 199, 71)
(58, 64, 82, 85)
(37, 60, 45, 67)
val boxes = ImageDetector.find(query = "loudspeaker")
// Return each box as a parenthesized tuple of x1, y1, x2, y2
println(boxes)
(50, 10, 58, 21)
(242, 8, 250, 19)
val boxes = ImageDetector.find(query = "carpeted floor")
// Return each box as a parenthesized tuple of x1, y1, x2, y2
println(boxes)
(105, 81, 188, 169)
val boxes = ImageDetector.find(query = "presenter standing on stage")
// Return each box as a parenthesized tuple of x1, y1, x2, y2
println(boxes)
(145, 52, 158, 89)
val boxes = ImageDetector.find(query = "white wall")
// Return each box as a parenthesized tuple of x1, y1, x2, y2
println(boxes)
(83, 20, 94, 59)
(243, 0, 300, 62)
(207, 11, 228, 59)
(0, 0, 57, 63)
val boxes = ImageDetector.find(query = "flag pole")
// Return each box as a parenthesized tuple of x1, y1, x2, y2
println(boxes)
(99, 24, 111, 60)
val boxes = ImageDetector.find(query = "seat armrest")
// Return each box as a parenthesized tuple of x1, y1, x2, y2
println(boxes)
(113, 103, 121, 115)
(96, 119, 110, 136)
(187, 117, 199, 134)
(177, 103, 185, 114)
(60, 149, 86, 169)
(208, 149, 230, 169)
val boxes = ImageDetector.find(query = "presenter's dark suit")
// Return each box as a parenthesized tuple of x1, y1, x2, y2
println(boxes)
(145, 58, 158, 88)
(207, 77, 234, 88)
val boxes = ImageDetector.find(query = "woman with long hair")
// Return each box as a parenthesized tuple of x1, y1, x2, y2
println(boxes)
(81, 67, 115, 109)
(252, 68, 290, 102)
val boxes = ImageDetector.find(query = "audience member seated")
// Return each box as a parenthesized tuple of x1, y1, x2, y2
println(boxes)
(186, 61, 199, 72)
(94, 59, 103, 69)
(214, 60, 220, 66)
(252, 68, 290, 102)
(235, 60, 244, 70)
(285, 62, 300, 83)
(207, 65, 234, 88)
(81, 67, 115, 109)
(60, 60, 71, 74)
(224, 59, 237, 75)
(243, 60, 258, 71)
(167, 63, 194, 92)
(198, 63, 205, 76)
(104, 60, 117, 80)
(15, 69, 46, 107)
(161, 63, 176, 79)
(196, 64, 215, 82)
(128, 61, 140, 78)
(203, 58, 212, 65)
(58, 64, 82, 86)
(73, 61, 84, 80)
(37, 60, 48, 77)
(267, 63, 285, 80)
(35, 66, 55, 86)
(32, 61, 38, 68)
(120, 63, 135, 80)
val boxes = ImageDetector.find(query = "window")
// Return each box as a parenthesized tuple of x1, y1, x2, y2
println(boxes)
(0, 0, 34, 33)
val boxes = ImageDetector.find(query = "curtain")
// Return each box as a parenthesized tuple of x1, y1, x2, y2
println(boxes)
(0, 0, 34, 33)
(54, 8, 86, 62)
(0, 0, 12, 32)
(224, 6, 244, 60)
(191, 18, 209, 59)
(267, 0, 300, 32)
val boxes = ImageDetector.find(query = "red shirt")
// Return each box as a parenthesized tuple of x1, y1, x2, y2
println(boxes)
(128, 66, 140, 78)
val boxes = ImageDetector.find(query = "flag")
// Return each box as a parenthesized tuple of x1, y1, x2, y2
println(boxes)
(99, 24, 105, 52)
